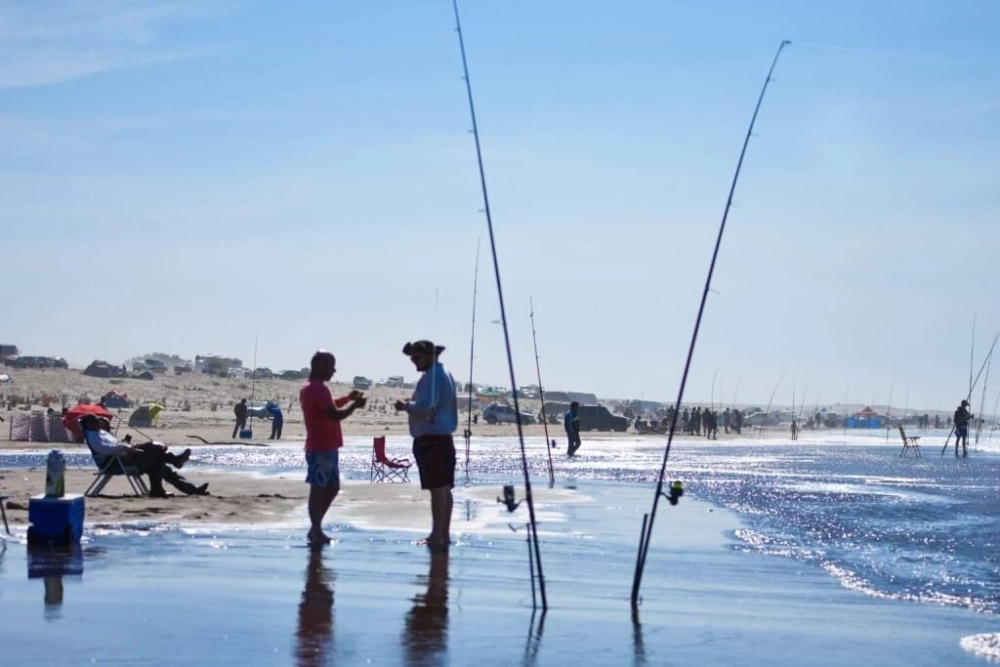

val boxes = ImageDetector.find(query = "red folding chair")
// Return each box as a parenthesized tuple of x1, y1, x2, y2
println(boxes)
(370, 436, 412, 483)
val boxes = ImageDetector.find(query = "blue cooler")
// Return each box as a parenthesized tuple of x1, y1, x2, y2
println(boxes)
(239, 429, 253, 439)
(28, 493, 85, 546)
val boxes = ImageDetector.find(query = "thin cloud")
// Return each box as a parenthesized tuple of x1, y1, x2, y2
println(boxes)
(0, 0, 229, 89)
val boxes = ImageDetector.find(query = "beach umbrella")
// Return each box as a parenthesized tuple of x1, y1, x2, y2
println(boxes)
(62, 404, 114, 440)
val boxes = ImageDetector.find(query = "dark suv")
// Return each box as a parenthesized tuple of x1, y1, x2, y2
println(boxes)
(547, 403, 629, 432)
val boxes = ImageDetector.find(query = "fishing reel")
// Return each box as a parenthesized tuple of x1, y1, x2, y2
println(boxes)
(498, 484, 522, 513)
(661, 480, 684, 506)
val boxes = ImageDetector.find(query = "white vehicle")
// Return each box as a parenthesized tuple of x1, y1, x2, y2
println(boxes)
(482, 403, 537, 425)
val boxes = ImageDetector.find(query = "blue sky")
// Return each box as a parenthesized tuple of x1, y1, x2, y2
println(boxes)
(3, 0, 998, 411)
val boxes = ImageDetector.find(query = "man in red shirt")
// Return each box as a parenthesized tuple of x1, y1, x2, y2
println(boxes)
(300, 350, 366, 545)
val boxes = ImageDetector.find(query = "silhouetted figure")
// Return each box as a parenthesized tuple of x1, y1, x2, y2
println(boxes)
(954, 399, 972, 458)
(233, 398, 248, 439)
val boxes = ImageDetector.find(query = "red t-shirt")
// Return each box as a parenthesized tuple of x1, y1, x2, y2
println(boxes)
(300, 380, 350, 453)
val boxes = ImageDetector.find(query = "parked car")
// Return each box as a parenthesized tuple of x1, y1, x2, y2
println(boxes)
(545, 402, 629, 432)
(353, 376, 373, 390)
(246, 401, 274, 419)
(482, 403, 537, 425)
(384, 376, 405, 388)
(743, 411, 781, 427)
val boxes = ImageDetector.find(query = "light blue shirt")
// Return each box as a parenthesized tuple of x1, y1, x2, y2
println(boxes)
(407, 362, 458, 437)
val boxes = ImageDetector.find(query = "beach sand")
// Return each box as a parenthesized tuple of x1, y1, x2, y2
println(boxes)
(0, 366, 615, 445)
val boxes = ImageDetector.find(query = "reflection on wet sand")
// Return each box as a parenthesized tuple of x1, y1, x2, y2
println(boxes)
(522, 610, 546, 665)
(631, 608, 646, 666)
(27, 544, 84, 621)
(403, 553, 450, 665)
(295, 548, 335, 667)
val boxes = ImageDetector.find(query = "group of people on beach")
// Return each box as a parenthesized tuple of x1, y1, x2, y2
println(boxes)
(301, 340, 458, 550)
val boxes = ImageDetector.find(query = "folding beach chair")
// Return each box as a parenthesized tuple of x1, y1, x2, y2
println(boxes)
(898, 425, 921, 458)
(370, 436, 412, 483)
(82, 426, 150, 497)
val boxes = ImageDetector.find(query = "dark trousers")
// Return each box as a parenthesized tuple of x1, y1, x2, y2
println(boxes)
(270, 418, 283, 439)
(124, 445, 199, 495)
(567, 432, 582, 456)
(233, 418, 247, 439)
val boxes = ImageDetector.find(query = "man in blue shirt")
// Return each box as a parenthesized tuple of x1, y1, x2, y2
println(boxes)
(395, 340, 458, 551)
(267, 401, 284, 439)
(565, 401, 582, 456)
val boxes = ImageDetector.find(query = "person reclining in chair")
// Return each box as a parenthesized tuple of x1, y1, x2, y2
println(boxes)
(81, 415, 209, 498)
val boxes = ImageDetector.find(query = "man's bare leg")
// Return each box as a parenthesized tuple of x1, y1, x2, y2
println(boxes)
(308, 485, 339, 543)
(428, 486, 453, 548)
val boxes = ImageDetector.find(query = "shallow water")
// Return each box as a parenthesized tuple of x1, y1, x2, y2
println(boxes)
(2, 429, 1000, 664)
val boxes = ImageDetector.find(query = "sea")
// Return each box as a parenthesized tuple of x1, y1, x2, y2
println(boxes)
(1, 427, 999, 665)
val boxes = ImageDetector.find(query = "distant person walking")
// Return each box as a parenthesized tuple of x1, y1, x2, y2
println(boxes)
(565, 401, 582, 456)
(395, 340, 458, 552)
(268, 402, 284, 440)
(233, 398, 248, 439)
(300, 350, 366, 545)
(953, 399, 972, 458)
(790, 420, 799, 441)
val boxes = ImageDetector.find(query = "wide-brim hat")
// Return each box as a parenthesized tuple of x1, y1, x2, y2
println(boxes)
(403, 340, 445, 356)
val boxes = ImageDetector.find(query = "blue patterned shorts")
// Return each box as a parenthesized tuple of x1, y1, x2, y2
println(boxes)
(305, 450, 340, 488)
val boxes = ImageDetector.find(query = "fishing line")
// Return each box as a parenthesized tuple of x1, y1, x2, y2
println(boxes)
(464, 238, 482, 482)
(630, 40, 792, 607)
(452, 0, 547, 610)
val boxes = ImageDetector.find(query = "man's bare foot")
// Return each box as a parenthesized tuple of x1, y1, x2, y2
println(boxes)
(307, 529, 332, 545)
(416, 536, 450, 551)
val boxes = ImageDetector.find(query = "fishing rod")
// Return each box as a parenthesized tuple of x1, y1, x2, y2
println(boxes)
(464, 238, 482, 483)
(630, 39, 792, 607)
(885, 380, 894, 441)
(989, 389, 1000, 445)
(710, 364, 722, 414)
(975, 347, 992, 450)
(529, 298, 556, 487)
(247, 332, 259, 436)
(941, 330, 1000, 456)
(757, 369, 786, 438)
(452, 0, 547, 611)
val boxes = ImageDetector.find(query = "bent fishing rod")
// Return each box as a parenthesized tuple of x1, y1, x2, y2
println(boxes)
(464, 238, 482, 482)
(529, 298, 556, 487)
(941, 330, 1000, 455)
(631, 40, 792, 607)
(452, 0, 547, 610)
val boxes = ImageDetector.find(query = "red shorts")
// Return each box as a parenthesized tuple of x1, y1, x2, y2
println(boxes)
(412, 435, 456, 490)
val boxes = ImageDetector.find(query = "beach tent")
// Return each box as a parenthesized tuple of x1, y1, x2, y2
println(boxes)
(101, 390, 129, 409)
(128, 403, 164, 428)
(847, 406, 884, 429)
(8, 413, 74, 443)
(62, 404, 114, 441)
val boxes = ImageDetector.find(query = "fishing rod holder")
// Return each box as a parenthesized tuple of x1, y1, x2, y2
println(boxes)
(498, 484, 523, 513)
(659, 480, 684, 506)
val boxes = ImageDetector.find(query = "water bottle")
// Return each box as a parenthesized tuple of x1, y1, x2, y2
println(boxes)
(45, 449, 66, 498)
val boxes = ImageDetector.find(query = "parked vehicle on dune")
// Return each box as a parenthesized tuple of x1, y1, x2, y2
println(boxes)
(743, 411, 781, 427)
(482, 403, 537, 425)
(546, 402, 629, 432)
